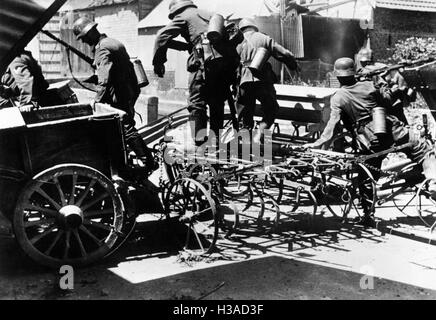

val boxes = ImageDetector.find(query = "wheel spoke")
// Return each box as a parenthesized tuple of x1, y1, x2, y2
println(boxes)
(81, 192, 110, 211)
(83, 220, 113, 232)
(79, 225, 102, 245)
(191, 223, 205, 252)
(73, 229, 87, 258)
(35, 187, 61, 210)
(53, 177, 67, 206)
(69, 173, 78, 205)
(76, 178, 96, 207)
(24, 218, 55, 228)
(29, 225, 56, 245)
(63, 230, 71, 259)
(84, 208, 114, 218)
(45, 230, 64, 255)
(23, 205, 58, 217)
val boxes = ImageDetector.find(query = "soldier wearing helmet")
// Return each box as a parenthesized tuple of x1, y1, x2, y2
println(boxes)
(152, 0, 241, 147)
(235, 17, 299, 143)
(357, 47, 412, 124)
(305, 57, 436, 226)
(73, 17, 156, 172)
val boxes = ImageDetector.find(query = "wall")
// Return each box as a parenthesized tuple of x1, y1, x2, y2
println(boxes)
(38, 0, 159, 79)
(371, 8, 436, 61)
(94, 2, 140, 57)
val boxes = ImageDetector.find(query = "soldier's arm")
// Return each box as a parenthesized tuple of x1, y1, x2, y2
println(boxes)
(306, 98, 342, 148)
(265, 36, 298, 71)
(152, 18, 186, 66)
(94, 47, 113, 103)
(9, 61, 34, 105)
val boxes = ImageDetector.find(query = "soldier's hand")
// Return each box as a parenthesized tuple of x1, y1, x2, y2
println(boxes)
(154, 64, 165, 78)
(286, 60, 301, 74)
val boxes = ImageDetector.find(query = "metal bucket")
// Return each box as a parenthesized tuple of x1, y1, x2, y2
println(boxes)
(372, 107, 386, 135)
(207, 14, 225, 44)
(131, 58, 149, 88)
(249, 47, 270, 73)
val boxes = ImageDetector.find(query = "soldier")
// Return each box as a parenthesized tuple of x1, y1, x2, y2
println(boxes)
(304, 57, 436, 226)
(357, 48, 411, 124)
(152, 0, 240, 147)
(236, 18, 299, 143)
(0, 50, 49, 109)
(73, 17, 156, 171)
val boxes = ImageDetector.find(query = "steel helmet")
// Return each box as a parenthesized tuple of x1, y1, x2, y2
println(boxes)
(334, 57, 356, 77)
(73, 17, 98, 40)
(358, 48, 373, 63)
(238, 18, 259, 32)
(168, 0, 197, 19)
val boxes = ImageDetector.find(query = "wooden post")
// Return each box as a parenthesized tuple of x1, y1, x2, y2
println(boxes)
(147, 96, 158, 124)
(280, 0, 286, 84)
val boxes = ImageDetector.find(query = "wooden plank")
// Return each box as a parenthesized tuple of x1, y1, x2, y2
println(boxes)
(21, 104, 93, 124)
(254, 105, 322, 123)
(274, 84, 337, 100)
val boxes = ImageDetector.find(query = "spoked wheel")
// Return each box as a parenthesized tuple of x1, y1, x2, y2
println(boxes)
(415, 179, 436, 229)
(13, 164, 124, 268)
(164, 178, 218, 255)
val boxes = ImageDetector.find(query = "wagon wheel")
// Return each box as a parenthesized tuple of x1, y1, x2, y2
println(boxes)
(13, 164, 124, 268)
(164, 178, 218, 255)
(415, 179, 436, 229)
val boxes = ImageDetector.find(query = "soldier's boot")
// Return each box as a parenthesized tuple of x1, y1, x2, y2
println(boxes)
(128, 136, 159, 173)
(189, 112, 208, 147)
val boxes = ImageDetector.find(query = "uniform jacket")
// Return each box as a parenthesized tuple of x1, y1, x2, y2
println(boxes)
(153, 7, 211, 68)
(94, 34, 139, 111)
(236, 30, 296, 85)
(153, 7, 240, 74)
(0, 51, 48, 105)
(312, 80, 394, 148)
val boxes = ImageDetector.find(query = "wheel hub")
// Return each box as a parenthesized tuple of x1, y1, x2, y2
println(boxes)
(59, 205, 84, 229)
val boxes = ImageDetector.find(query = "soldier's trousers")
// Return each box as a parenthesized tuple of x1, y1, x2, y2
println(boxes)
(114, 100, 155, 170)
(358, 120, 436, 216)
(237, 82, 279, 130)
(187, 64, 231, 146)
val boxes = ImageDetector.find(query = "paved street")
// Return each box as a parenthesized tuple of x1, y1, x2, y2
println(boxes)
(1, 195, 436, 300)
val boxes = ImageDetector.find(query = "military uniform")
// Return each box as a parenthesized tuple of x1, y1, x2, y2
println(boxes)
(0, 51, 49, 108)
(358, 62, 409, 124)
(311, 80, 434, 215)
(92, 34, 152, 160)
(236, 29, 297, 130)
(153, 6, 239, 145)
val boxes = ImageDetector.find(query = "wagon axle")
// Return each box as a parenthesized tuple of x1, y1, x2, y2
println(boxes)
(58, 205, 84, 229)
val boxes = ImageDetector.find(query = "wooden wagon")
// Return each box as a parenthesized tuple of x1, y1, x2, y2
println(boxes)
(0, 103, 142, 267)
